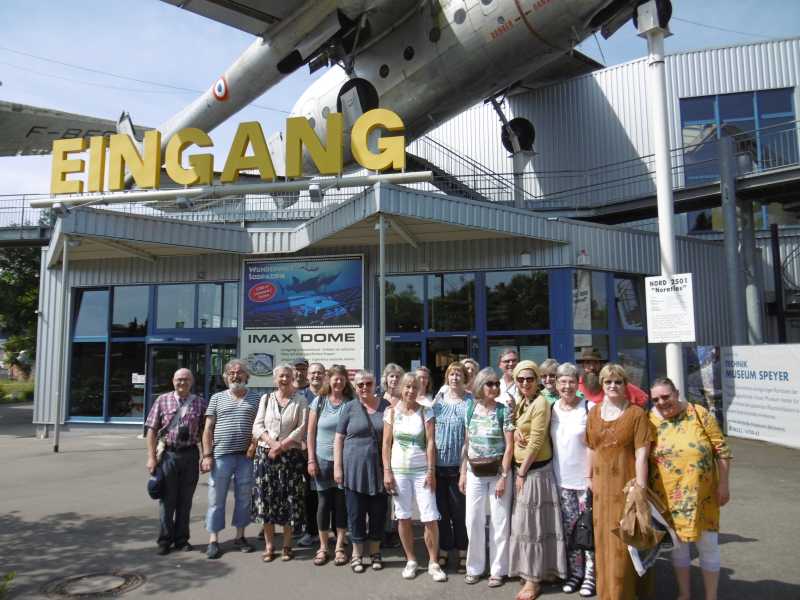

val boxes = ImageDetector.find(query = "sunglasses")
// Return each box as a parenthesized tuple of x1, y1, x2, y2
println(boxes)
(484, 381, 501, 388)
(516, 376, 536, 384)
(355, 381, 374, 388)
(604, 379, 624, 386)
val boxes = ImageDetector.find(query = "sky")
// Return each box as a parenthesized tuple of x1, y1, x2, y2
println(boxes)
(1, 0, 799, 196)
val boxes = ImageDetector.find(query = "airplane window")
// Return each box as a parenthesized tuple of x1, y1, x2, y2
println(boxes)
(403, 46, 414, 61)
(379, 64, 390, 78)
(454, 8, 466, 24)
(322, 106, 330, 118)
(481, 0, 493, 4)
(429, 27, 441, 42)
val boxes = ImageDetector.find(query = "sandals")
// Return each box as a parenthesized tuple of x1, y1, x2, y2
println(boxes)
(515, 583, 541, 600)
(563, 574, 583, 594)
(262, 548, 276, 563)
(313, 549, 329, 566)
(350, 556, 365, 573)
(437, 554, 448, 569)
(457, 555, 467, 574)
(334, 548, 348, 566)
(464, 574, 480, 585)
(579, 577, 596, 597)
(370, 553, 383, 570)
(281, 547, 294, 562)
(488, 576, 504, 588)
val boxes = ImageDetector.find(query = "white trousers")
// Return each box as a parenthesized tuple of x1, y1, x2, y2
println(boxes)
(464, 469, 512, 577)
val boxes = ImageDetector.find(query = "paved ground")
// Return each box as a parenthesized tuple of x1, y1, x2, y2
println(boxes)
(2, 402, 798, 600)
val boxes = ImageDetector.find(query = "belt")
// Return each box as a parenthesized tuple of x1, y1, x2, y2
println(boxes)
(514, 457, 552, 471)
(165, 445, 198, 453)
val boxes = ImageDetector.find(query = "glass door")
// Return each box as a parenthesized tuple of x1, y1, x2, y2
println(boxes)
(147, 345, 206, 414)
(426, 336, 470, 391)
(209, 344, 237, 396)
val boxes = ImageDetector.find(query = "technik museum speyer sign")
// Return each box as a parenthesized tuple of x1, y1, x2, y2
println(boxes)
(722, 344, 800, 450)
(241, 257, 364, 387)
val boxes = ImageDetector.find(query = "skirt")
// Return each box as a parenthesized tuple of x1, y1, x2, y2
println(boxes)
(509, 462, 568, 582)
(251, 446, 306, 528)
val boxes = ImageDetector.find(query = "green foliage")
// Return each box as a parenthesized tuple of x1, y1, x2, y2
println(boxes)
(0, 381, 34, 404)
(0, 247, 40, 368)
(0, 571, 15, 599)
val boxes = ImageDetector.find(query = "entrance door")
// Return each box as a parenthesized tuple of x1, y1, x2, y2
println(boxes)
(147, 345, 206, 414)
(426, 336, 470, 391)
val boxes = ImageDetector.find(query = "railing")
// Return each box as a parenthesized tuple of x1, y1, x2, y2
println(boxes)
(0, 120, 798, 228)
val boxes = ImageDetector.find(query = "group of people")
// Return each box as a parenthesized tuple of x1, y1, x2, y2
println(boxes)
(145, 347, 732, 600)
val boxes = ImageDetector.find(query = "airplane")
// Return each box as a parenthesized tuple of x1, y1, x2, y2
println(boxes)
(1, 1, 673, 195)
(288, 272, 341, 293)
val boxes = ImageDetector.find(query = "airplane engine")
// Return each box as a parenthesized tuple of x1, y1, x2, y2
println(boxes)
(500, 118, 535, 154)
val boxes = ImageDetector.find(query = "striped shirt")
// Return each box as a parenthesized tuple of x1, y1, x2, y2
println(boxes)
(205, 389, 260, 458)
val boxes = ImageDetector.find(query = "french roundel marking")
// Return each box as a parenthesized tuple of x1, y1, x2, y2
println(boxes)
(212, 76, 229, 101)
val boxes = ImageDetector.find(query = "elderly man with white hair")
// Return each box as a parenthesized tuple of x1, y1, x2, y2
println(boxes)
(145, 368, 207, 555)
(201, 358, 261, 559)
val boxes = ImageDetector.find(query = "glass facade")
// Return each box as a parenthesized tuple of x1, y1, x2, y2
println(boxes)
(383, 268, 649, 390)
(680, 88, 798, 232)
(68, 281, 238, 422)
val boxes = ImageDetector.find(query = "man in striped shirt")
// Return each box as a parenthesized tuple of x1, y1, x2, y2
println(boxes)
(201, 358, 260, 559)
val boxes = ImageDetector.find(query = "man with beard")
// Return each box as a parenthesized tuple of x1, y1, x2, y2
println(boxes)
(297, 361, 327, 547)
(202, 359, 261, 559)
(576, 347, 648, 407)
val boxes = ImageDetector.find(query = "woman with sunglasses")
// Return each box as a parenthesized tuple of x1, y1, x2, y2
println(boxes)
(458, 367, 514, 588)
(648, 377, 732, 600)
(538, 358, 560, 405)
(334, 370, 390, 573)
(509, 360, 567, 600)
(382, 373, 447, 582)
(432, 361, 471, 573)
(307, 365, 354, 567)
(585, 363, 652, 600)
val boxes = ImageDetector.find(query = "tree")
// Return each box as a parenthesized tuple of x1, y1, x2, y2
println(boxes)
(0, 247, 40, 376)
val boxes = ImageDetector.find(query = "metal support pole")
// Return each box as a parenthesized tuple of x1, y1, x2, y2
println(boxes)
(720, 136, 748, 345)
(645, 27, 684, 396)
(739, 196, 764, 343)
(378, 212, 387, 372)
(771, 223, 787, 343)
(53, 235, 70, 453)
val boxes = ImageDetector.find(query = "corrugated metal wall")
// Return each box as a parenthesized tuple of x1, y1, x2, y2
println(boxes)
(421, 38, 800, 220)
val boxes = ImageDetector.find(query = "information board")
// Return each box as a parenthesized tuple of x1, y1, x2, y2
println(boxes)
(240, 256, 364, 387)
(645, 273, 696, 343)
(721, 344, 800, 449)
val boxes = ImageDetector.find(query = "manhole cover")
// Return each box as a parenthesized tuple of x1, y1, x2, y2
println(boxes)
(43, 572, 145, 598)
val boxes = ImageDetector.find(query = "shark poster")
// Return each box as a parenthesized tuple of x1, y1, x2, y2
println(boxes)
(241, 257, 364, 387)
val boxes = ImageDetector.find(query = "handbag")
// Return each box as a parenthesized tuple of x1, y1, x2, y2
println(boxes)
(572, 490, 594, 551)
(465, 398, 505, 477)
(248, 391, 276, 459)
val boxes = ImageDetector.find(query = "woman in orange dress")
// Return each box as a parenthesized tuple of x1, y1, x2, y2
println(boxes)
(585, 364, 652, 600)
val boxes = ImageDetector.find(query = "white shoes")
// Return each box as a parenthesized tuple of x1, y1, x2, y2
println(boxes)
(427, 562, 448, 582)
(402, 560, 418, 579)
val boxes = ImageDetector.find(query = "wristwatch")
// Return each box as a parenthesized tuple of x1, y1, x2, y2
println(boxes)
(500, 471, 509, 479)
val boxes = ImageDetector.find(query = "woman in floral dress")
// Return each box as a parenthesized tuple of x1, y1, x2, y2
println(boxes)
(649, 377, 732, 600)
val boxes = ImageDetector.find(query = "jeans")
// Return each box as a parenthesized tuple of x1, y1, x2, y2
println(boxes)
(345, 488, 388, 543)
(158, 446, 200, 548)
(436, 466, 468, 551)
(206, 452, 253, 533)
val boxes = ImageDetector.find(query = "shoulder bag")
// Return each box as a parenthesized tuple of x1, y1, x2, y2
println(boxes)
(465, 398, 505, 477)
(572, 489, 595, 551)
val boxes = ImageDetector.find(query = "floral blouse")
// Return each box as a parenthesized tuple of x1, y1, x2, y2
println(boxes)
(648, 403, 732, 542)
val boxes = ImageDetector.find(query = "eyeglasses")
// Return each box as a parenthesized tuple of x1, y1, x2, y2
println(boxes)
(484, 381, 501, 388)
(501, 359, 517, 364)
(603, 380, 624, 386)
(355, 381, 374, 388)
(516, 376, 536, 384)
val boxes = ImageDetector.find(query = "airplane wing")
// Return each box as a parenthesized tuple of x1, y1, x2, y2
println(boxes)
(0, 100, 149, 157)
(507, 50, 604, 95)
(159, 0, 296, 36)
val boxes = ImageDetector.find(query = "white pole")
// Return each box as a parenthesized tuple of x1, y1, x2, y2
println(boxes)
(53, 235, 69, 453)
(645, 26, 685, 396)
(378, 209, 386, 373)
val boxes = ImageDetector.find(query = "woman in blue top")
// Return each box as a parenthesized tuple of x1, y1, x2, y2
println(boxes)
(307, 364, 353, 567)
(432, 361, 471, 572)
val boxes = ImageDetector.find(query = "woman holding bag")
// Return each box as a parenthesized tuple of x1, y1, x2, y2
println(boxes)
(334, 370, 389, 573)
(649, 377, 732, 600)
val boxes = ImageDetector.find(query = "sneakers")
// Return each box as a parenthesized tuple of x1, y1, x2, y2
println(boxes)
(428, 562, 448, 582)
(402, 560, 418, 580)
(233, 537, 254, 553)
(297, 533, 316, 547)
(206, 541, 222, 559)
